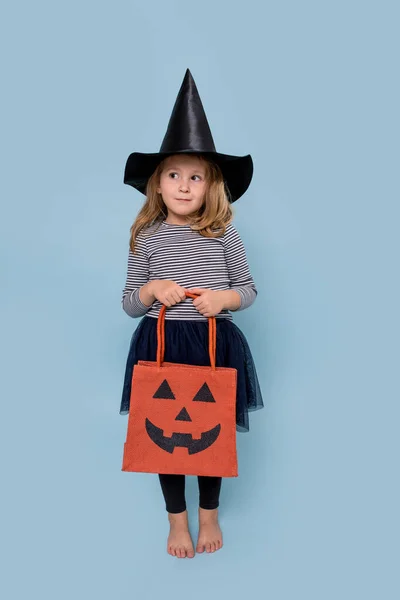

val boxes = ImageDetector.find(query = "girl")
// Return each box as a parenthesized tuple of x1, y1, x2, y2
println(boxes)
(120, 70, 264, 558)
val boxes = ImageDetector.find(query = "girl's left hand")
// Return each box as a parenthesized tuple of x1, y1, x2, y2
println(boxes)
(186, 288, 225, 317)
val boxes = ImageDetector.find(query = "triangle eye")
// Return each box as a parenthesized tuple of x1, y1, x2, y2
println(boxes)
(193, 382, 216, 403)
(153, 379, 175, 400)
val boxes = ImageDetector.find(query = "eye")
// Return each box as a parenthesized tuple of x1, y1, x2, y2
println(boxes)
(193, 382, 216, 403)
(167, 172, 203, 180)
(153, 379, 175, 399)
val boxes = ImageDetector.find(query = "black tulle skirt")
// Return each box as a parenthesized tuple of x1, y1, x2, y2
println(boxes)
(120, 316, 264, 432)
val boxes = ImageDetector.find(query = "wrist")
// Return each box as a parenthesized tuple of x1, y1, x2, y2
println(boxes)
(145, 281, 155, 297)
(218, 289, 241, 311)
(139, 281, 156, 307)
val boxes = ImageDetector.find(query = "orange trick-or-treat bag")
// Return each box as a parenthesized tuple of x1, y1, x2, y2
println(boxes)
(122, 292, 238, 477)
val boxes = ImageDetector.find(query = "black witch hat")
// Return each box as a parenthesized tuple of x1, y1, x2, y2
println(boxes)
(123, 69, 253, 203)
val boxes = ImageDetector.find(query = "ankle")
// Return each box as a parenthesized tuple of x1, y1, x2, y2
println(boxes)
(168, 509, 188, 526)
(198, 507, 219, 523)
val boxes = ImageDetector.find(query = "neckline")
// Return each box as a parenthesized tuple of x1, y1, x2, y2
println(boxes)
(161, 220, 192, 228)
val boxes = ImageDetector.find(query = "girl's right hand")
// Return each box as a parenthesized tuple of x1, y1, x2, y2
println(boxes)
(148, 280, 187, 307)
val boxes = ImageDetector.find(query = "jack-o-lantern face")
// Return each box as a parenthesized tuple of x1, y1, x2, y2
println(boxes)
(123, 359, 238, 477)
(145, 379, 221, 454)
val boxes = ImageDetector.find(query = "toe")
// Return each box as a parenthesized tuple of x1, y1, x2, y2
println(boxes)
(187, 547, 195, 558)
(206, 542, 211, 553)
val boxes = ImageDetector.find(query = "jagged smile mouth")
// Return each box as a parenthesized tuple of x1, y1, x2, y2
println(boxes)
(145, 418, 221, 455)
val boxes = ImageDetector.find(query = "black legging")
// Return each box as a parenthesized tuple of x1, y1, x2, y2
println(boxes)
(158, 474, 222, 513)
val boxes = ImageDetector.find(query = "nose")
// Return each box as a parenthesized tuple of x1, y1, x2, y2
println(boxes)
(179, 178, 190, 192)
(175, 407, 192, 422)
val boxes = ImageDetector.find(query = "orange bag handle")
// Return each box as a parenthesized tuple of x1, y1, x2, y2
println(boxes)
(156, 291, 216, 370)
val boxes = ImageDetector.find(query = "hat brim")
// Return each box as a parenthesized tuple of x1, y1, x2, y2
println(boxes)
(123, 150, 253, 203)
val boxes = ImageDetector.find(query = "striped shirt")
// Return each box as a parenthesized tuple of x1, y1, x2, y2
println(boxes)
(121, 220, 257, 321)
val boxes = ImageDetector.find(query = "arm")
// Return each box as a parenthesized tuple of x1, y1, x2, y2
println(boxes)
(223, 224, 258, 311)
(121, 233, 154, 318)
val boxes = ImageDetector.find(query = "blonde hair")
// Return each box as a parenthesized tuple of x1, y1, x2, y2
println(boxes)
(128, 153, 234, 253)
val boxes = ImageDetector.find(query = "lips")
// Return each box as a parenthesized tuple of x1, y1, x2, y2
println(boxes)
(176, 198, 192, 202)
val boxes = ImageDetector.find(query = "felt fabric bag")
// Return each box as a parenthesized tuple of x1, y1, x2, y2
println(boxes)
(122, 293, 238, 477)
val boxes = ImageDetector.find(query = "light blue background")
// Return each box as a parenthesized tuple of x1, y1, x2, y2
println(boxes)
(2, 1, 399, 598)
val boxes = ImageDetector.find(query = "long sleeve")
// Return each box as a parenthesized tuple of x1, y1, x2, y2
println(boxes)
(223, 224, 258, 311)
(121, 232, 153, 318)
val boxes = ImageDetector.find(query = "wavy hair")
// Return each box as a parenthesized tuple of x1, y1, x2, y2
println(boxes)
(128, 154, 234, 253)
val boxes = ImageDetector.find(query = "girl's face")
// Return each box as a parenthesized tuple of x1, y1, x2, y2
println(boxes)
(156, 154, 207, 224)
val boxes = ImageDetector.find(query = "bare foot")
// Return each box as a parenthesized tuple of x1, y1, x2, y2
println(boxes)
(167, 510, 195, 558)
(196, 507, 223, 553)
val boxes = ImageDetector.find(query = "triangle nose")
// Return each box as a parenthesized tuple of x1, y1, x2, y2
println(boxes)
(175, 407, 192, 422)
